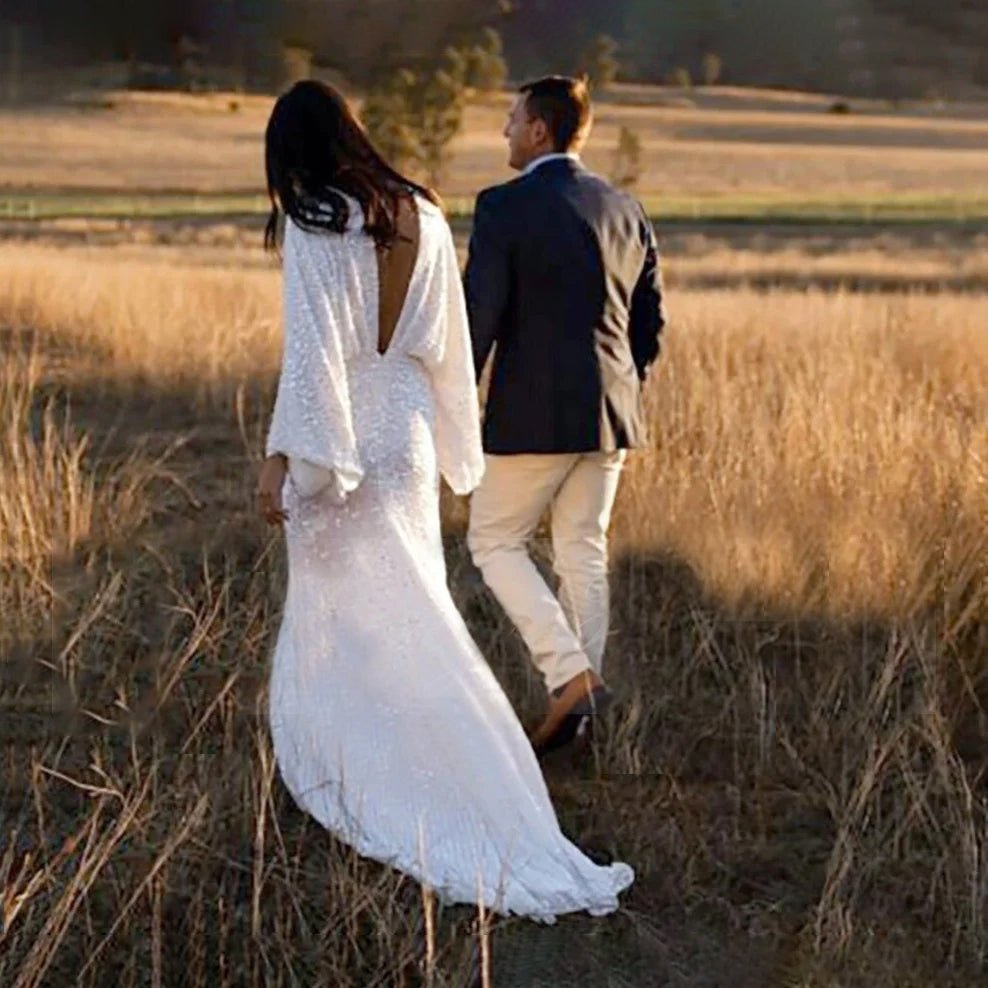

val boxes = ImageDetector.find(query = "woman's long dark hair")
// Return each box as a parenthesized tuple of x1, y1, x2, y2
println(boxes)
(264, 80, 440, 251)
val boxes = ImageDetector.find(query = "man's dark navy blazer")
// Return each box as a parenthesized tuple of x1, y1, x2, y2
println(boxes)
(464, 157, 665, 455)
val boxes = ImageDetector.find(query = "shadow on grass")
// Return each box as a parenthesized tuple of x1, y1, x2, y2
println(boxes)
(3, 342, 985, 987)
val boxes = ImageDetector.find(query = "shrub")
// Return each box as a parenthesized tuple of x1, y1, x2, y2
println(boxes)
(669, 66, 693, 90)
(579, 34, 620, 90)
(702, 52, 723, 86)
(610, 125, 643, 190)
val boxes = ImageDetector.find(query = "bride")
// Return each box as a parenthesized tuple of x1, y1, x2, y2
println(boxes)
(255, 80, 633, 921)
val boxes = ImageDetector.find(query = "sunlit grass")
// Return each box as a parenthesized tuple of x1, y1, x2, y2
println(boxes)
(1, 238, 985, 985)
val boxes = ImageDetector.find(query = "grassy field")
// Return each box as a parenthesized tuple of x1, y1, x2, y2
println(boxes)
(2, 86, 987, 216)
(1, 232, 986, 986)
(1, 86, 987, 986)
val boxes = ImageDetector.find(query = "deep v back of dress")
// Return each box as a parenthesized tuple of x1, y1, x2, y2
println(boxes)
(374, 195, 420, 357)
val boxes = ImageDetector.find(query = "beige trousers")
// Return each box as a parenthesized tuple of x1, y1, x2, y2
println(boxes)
(467, 451, 626, 693)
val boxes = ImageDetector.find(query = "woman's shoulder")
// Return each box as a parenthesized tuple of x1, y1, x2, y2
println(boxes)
(412, 196, 453, 252)
(411, 191, 446, 222)
(284, 191, 364, 242)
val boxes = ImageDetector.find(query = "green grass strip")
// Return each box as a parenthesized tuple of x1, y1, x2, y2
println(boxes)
(3, 190, 987, 225)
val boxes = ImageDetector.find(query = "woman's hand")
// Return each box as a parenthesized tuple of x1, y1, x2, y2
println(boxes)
(257, 454, 288, 526)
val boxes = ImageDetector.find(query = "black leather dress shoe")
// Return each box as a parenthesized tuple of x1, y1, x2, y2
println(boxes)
(532, 684, 612, 759)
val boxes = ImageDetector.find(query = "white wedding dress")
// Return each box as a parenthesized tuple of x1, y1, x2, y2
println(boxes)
(264, 192, 633, 921)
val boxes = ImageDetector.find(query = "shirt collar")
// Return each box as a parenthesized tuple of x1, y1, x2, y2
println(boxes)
(521, 152, 581, 176)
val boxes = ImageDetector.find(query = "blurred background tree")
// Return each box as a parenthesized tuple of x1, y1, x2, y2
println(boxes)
(362, 47, 471, 187)
(284, 0, 505, 88)
(702, 52, 723, 86)
(578, 34, 621, 90)
(609, 124, 642, 189)
(412, 47, 471, 186)
(360, 68, 421, 170)
(466, 27, 509, 95)
(669, 66, 692, 91)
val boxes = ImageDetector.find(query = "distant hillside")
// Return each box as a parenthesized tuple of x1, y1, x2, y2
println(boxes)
(837, 0, 988, 98)
(1, 0, 986, 103)
(503, 0, 988, 99)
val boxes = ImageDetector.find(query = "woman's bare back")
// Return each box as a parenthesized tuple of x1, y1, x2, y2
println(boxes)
(374, 195, 420, 357)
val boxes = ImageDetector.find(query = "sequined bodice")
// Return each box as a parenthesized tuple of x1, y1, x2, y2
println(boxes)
(265, 193, 484, 500)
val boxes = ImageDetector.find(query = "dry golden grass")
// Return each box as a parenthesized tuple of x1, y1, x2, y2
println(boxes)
(1, 234, 986, 985)
(617, 288, 987, 624)
(663, 233, 988, 292)
(2, 87, 987, 204)
(2, 242, 984, 627)
(2, 238, 984, 628)
(0, 244, 279, 402)
(6, 221, 988, 291)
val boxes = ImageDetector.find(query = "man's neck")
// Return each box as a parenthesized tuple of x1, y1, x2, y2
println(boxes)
(521, 151, 580, 176)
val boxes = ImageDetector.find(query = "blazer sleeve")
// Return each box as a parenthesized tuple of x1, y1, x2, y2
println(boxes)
(463, 187, 511, 381)
(428, 224, 486, 495)
(265, 220, 364, 502)
(629, 204, 665, 381)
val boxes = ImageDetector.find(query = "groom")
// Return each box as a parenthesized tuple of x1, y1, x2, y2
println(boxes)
(464, 76, 665, 757)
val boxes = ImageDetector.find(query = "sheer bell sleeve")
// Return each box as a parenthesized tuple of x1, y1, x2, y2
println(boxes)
(265, 220, 364, 502)
(429, 226, 486, 496)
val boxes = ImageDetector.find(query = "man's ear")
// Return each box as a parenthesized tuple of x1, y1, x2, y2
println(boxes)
(531, 117, 550, 149)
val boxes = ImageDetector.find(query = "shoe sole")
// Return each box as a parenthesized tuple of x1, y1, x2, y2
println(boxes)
(568, 685, 613, 719)
(533, 686, 613, 758)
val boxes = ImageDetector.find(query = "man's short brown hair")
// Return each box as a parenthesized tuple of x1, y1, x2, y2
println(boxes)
(519, 75, 592, 152)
